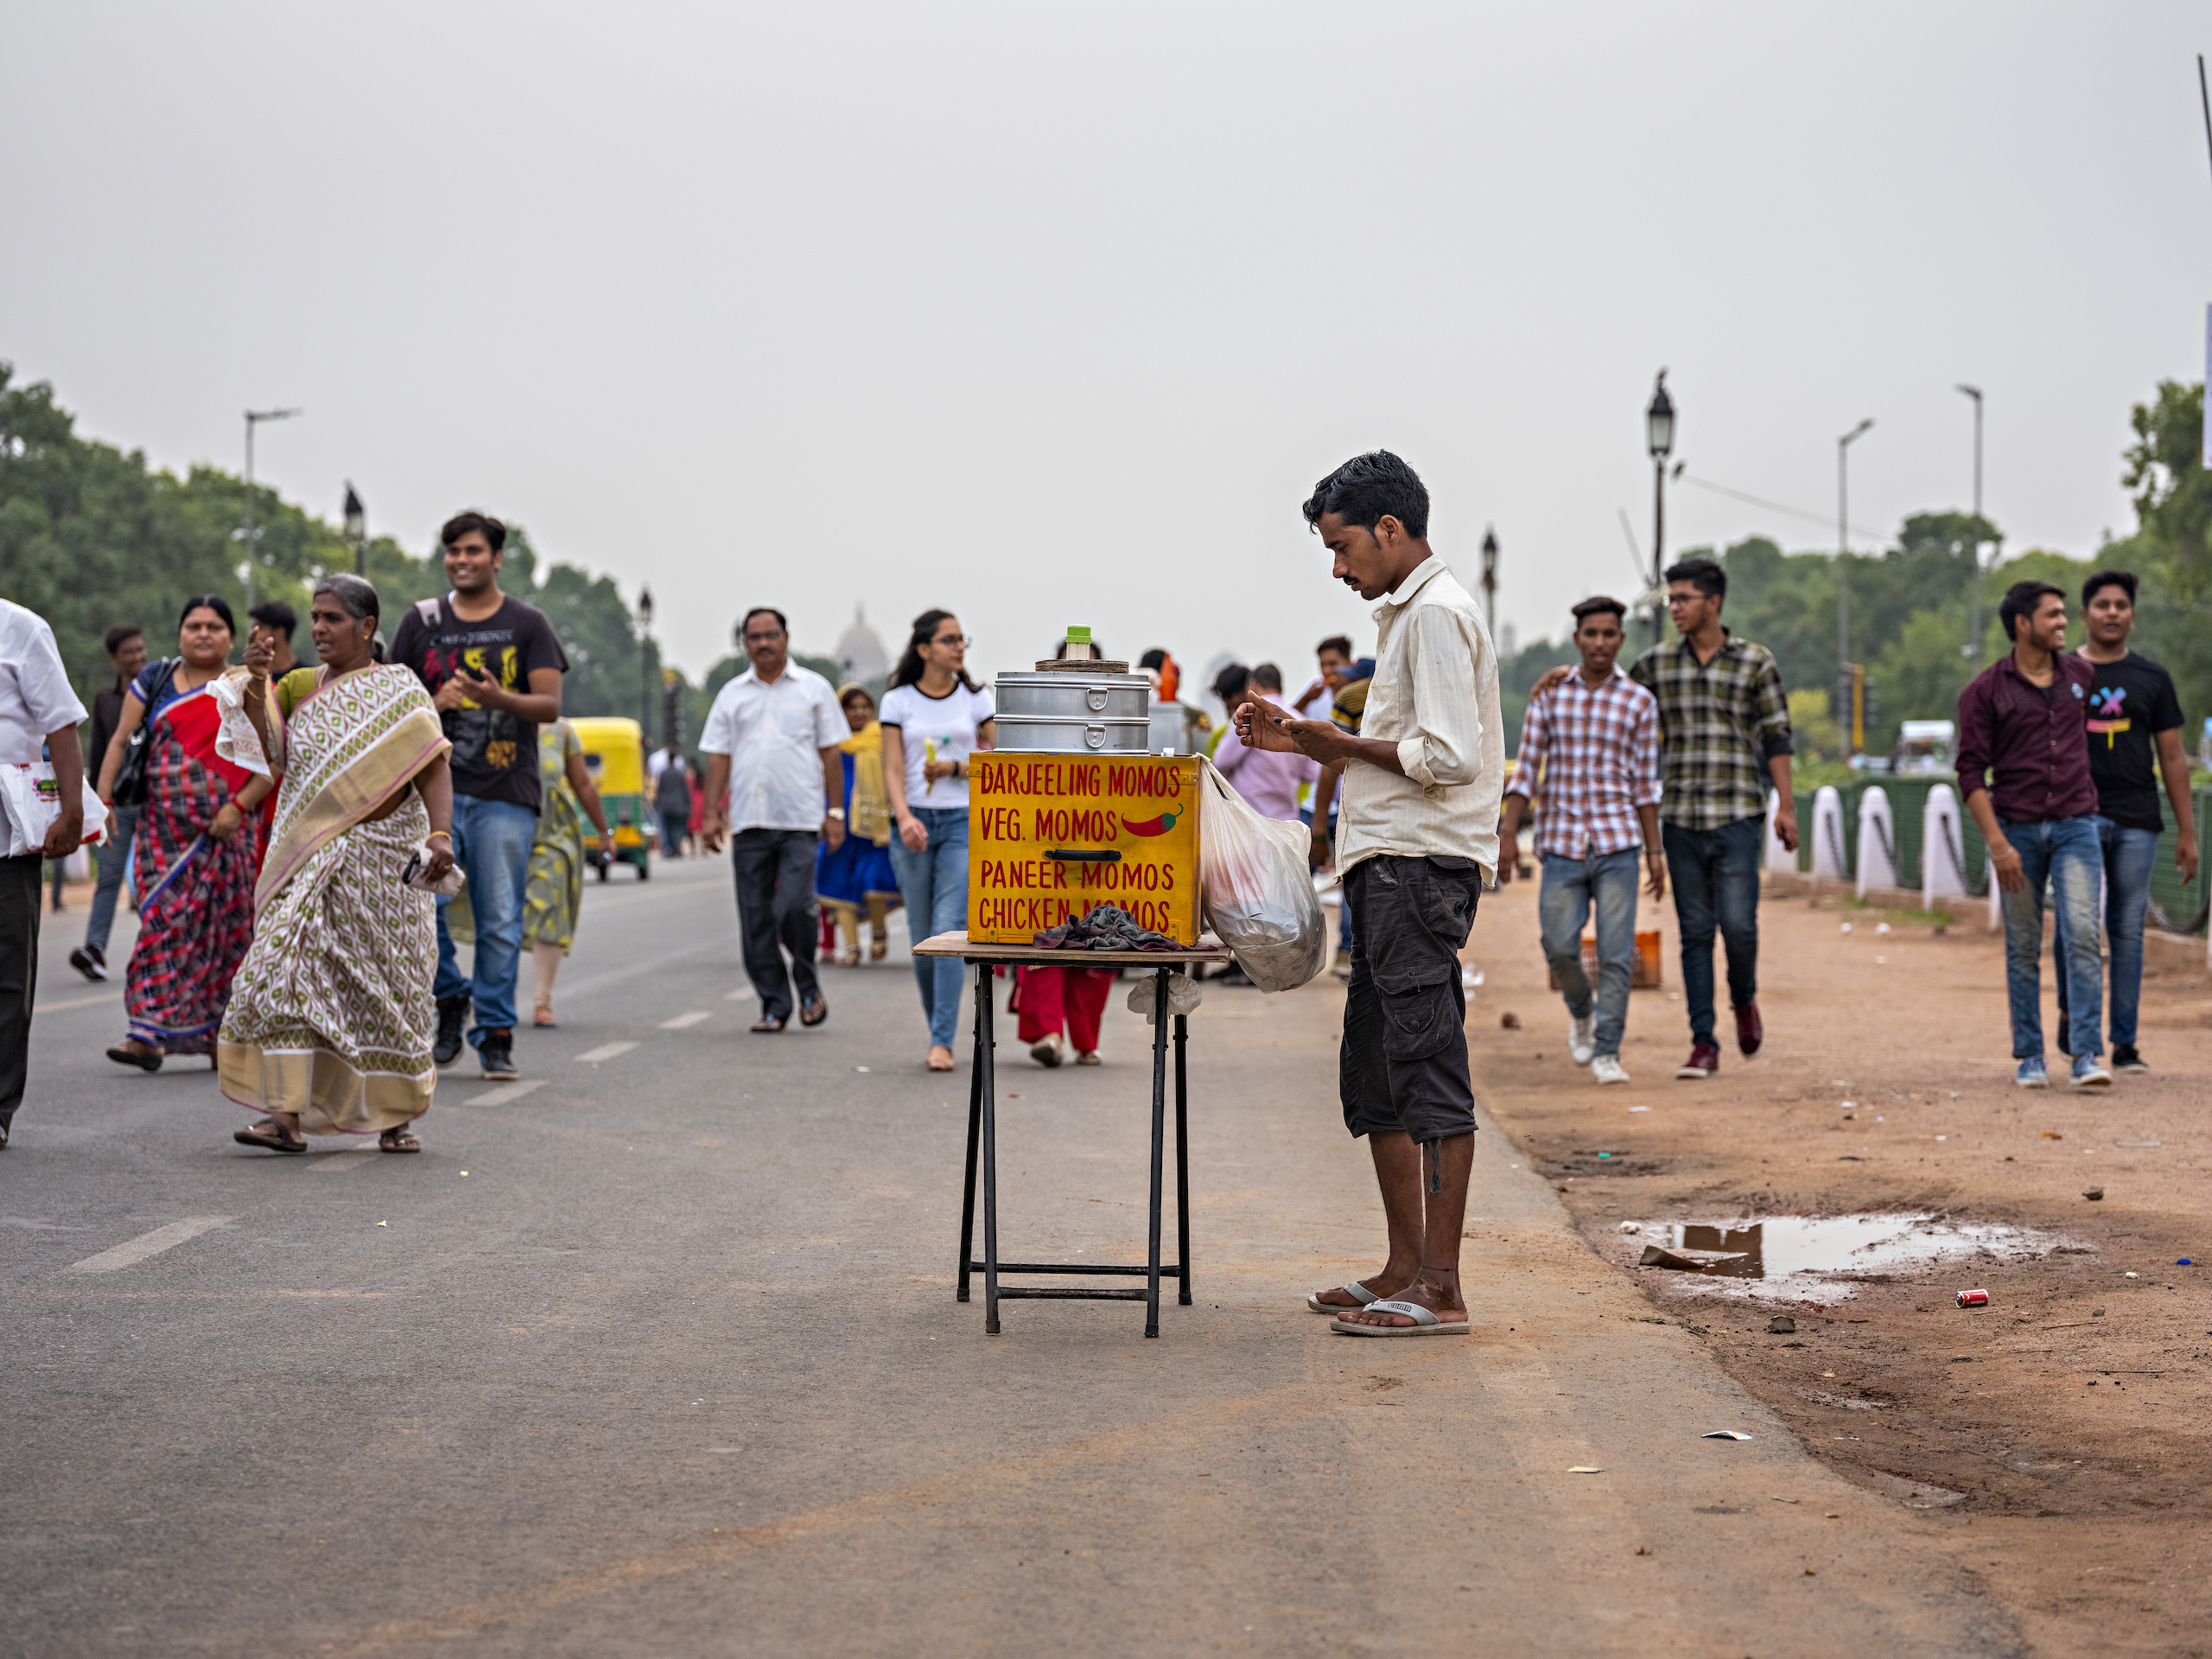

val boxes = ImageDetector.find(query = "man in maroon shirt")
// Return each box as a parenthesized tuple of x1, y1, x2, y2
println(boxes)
(1955, 581, 2109, 1089)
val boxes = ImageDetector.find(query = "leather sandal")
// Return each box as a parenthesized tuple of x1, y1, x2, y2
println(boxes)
(378, 1128, 421, 1154)
(234, 1118, 306, 1154)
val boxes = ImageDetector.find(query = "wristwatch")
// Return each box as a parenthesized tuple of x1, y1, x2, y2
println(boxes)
(826, 807, 846, 821)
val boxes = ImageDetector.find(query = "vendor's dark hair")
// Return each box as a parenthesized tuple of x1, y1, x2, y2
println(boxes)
(2001, 580, 2065, 641)
(440, 510, 506, 551)
(1572, 595, 1628, 626)
(179, 594, 236, 633)
(1300, 450, 1429, 540)
(1664, 558, 1726, 601)
(2081, 569, 2137, 608)
(891, 608, 977, 692)
(313, 574, 381, 627)
(248, 600, 297, 641)
(104, 625, 143, 656)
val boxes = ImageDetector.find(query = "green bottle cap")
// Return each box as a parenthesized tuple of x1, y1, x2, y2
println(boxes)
(1065, 626, 1092, 645)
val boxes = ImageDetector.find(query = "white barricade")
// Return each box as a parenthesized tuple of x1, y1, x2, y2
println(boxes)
(1809, 785, 1848, 880)
(1855, 785, 1898, 897)
(1921, 784, 1969, 907)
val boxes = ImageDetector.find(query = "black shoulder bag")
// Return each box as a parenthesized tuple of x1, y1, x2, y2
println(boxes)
(110, 658, 180, 809)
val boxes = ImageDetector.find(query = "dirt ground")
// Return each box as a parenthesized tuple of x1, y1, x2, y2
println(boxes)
(1463, 871, 2212, 1657)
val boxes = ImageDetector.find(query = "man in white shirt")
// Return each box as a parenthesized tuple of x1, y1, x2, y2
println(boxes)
(1236, 451, 1503, 1337)
(0, 599, 89, 1149)
(700, 607, 848, 1033)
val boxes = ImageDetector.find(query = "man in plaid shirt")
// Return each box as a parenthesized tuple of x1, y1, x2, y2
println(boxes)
(1498, 595, 1662, 1085)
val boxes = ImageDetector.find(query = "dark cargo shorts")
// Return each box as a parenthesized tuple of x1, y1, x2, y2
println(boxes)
(1340, 853, 1482, 1146)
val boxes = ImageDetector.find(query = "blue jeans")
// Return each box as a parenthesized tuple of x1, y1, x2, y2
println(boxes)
(434, 795, 537, 1046)
(1539, 847, 1641, 1058)
(1662, 816, 1763, 1046)
(888, 807, 969, 1049)
(1997, 816, 2103, 1061)
(83, 803, 140, 957)
(2052, 815, 2155, 1051)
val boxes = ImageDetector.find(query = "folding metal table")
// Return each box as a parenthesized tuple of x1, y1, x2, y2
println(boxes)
(911, 931, 1232, 1338)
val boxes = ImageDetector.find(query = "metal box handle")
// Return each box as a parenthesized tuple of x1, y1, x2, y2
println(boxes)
(1085, 685, 1109, 711)
(1084, 724, 1106, 749)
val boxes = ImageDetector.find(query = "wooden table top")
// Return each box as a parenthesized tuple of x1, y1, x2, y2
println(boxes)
(911, 930, 1234, 966)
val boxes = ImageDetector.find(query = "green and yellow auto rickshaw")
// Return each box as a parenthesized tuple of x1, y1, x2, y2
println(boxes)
(569, 716, 657, 880)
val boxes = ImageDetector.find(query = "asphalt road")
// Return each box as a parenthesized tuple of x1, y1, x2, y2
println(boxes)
(5, 855, 2018, 1656)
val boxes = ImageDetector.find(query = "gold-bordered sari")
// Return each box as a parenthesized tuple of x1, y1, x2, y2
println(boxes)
(216, 664, 452, 1135)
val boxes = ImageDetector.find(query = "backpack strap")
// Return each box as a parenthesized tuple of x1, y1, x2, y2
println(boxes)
(413, 596, 445, 632)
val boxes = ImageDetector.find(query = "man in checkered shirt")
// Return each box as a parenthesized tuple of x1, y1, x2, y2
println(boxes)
(1497, 595, 1662, 1086)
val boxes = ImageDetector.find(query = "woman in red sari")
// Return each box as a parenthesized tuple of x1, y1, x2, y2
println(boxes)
(94, 595, 272, 1071)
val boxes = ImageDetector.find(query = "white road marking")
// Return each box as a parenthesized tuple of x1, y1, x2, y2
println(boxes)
(39, 988, 124, 1013)
(457, 1079, 547, 1106)
(725, 989, 749, 1001)
(66, 1217, 233, 1274)
(306, 1141, 383, 1173)
(660, 1011, 711, 1030)
(575, 1042, 638, 1064)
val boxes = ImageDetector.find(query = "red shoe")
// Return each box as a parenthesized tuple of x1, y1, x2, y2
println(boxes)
(1734, 1001, 1764, 1058)
(1675, 1041, 1719, 1080)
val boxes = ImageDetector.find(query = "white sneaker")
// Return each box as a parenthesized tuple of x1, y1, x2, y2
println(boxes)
(1569, 1013, 1596, 1066)
(1029, 1032, 1065, 1068)
(1592, 1054, 1630, 1085)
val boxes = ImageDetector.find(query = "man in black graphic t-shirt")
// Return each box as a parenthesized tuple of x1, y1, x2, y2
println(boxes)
(390, 512, 569, 1082)
(2063, 569, 2198, 1073)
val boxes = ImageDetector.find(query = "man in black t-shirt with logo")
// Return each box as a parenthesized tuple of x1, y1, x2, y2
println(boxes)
(2063, 569, 2198, 1073)
(390, 511, 569, 1081)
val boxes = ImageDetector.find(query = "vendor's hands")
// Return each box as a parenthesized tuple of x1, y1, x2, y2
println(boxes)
(822, 812, 847, 853)
(897, 811, 929, 853)
(208, 801, 245, 843)
(243, 637, 275, 682)
(1987, 838, 2026, 893)
(434, 666, 505, 714)
(1236, 699, 1331, 758)
(422, 835, 455, 885)
(40, 804, 84, 861)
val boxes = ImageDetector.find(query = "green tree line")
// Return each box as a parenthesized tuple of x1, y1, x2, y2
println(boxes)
(1498, 379, 2211, 763)
(0, 361, 762, 756)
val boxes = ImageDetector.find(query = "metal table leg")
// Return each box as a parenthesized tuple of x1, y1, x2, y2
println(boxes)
(956, 968, 986, 1303)
(1173, 1010, 1191, 1306)
(1145, 965, 1168, 1338)
(979, 961, 1001, 1336)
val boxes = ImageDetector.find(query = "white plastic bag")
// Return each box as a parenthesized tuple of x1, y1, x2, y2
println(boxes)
(0, 763, 108, 858)
(1196, 756, 1328, 992)
(1126, 970, 1205, 1025)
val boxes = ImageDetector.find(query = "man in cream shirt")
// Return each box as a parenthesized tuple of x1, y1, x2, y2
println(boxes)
(1236, 450, 1503, 1336)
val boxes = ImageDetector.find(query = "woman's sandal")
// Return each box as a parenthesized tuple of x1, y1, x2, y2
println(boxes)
(379, 1128, 421, 1154)
(533, 1003, 558, 1028)
(234, 1118, 306, 1154)
(106, 1044, 163, 1073)
(834, 946, 861, 969)
(925, 1046, 957, 1072)
(868, 936, 888, 963)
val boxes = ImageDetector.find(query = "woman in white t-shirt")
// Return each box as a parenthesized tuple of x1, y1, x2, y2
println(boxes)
(879, 609, 995, 1071)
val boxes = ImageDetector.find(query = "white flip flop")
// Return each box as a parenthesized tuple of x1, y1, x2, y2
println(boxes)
(1329, 1299, 1470, 1337)
(1306, 1281, 1383, 1314)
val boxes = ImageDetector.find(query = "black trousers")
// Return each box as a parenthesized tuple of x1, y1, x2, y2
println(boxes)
(0, 853, 43, 1135)
(731, 828, 822, 1022)
(1339, 854, 1482, 1146)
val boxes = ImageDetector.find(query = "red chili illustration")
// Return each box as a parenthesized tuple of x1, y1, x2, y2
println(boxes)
(1121, 809, 1180, 837)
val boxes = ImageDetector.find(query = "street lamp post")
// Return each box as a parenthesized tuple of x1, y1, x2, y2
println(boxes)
(1955, 384, 1985, 658)
(1645, 372, 1675, 641)
(637, 587, 656, 733)
(1479, 525, 1499, 639)
(342, 482, 366, 578)
(241, 406, 302, 611)
(1837, 417, 1874, 751)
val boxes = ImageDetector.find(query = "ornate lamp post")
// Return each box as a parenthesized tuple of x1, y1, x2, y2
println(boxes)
(240, 405, 302, 610)
(637, 586, 655, 732)
(1479, 525, 1499, 639)
(1645, 373, 1675, 640)
(342, 482, 366, 577)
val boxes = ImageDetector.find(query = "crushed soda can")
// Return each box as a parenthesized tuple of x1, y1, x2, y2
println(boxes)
(1955, 1288, 1989, 1308)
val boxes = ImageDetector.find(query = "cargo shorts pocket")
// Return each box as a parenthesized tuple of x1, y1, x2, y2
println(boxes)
(1378, 979, 1459, 1065)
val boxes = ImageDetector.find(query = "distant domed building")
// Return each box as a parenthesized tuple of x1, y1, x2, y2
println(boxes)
(835, 604, 889, 688)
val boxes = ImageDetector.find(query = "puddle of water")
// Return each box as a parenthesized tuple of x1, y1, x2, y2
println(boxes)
(1634, 1213, 2070, 1304)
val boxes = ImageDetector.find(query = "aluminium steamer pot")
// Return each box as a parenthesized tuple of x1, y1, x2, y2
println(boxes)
(990, 670, 1154, 753)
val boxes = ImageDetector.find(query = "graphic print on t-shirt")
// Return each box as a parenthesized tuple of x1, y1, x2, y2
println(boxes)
(2087, 683, 2129, 747)
(422, 632, 530, 774)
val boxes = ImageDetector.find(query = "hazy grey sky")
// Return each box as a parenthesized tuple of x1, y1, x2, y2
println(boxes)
(7, 4, 2210, 683)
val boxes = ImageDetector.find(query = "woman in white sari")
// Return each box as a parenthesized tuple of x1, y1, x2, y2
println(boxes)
(216, 576, 457, 1154)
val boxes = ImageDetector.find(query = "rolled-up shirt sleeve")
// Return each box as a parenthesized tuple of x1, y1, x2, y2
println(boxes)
(1753, 653, 1792, 763)
(1630, 692, 1662, 806)
(1397, 606, 1484, 791)
(1955, 672, 1993, 801)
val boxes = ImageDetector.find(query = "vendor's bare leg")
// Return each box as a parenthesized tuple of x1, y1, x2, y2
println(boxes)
(1309, 1130, 1426, 1310)
(1334, 1130, 1473, 1328)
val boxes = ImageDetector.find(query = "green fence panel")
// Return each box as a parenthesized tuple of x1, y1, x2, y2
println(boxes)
(2146, 785, 2212, 935)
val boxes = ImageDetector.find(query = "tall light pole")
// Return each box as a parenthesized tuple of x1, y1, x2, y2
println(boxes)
(241, 406, 302, 611)
(1645, 372, 1675, 642)
(1837, 417, 1874, 750)
(637, 586, 656, 732)
(1955, 384, 1985, 658)
(1479, 525, 1499, 639)
(342, 482, 366, 578)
